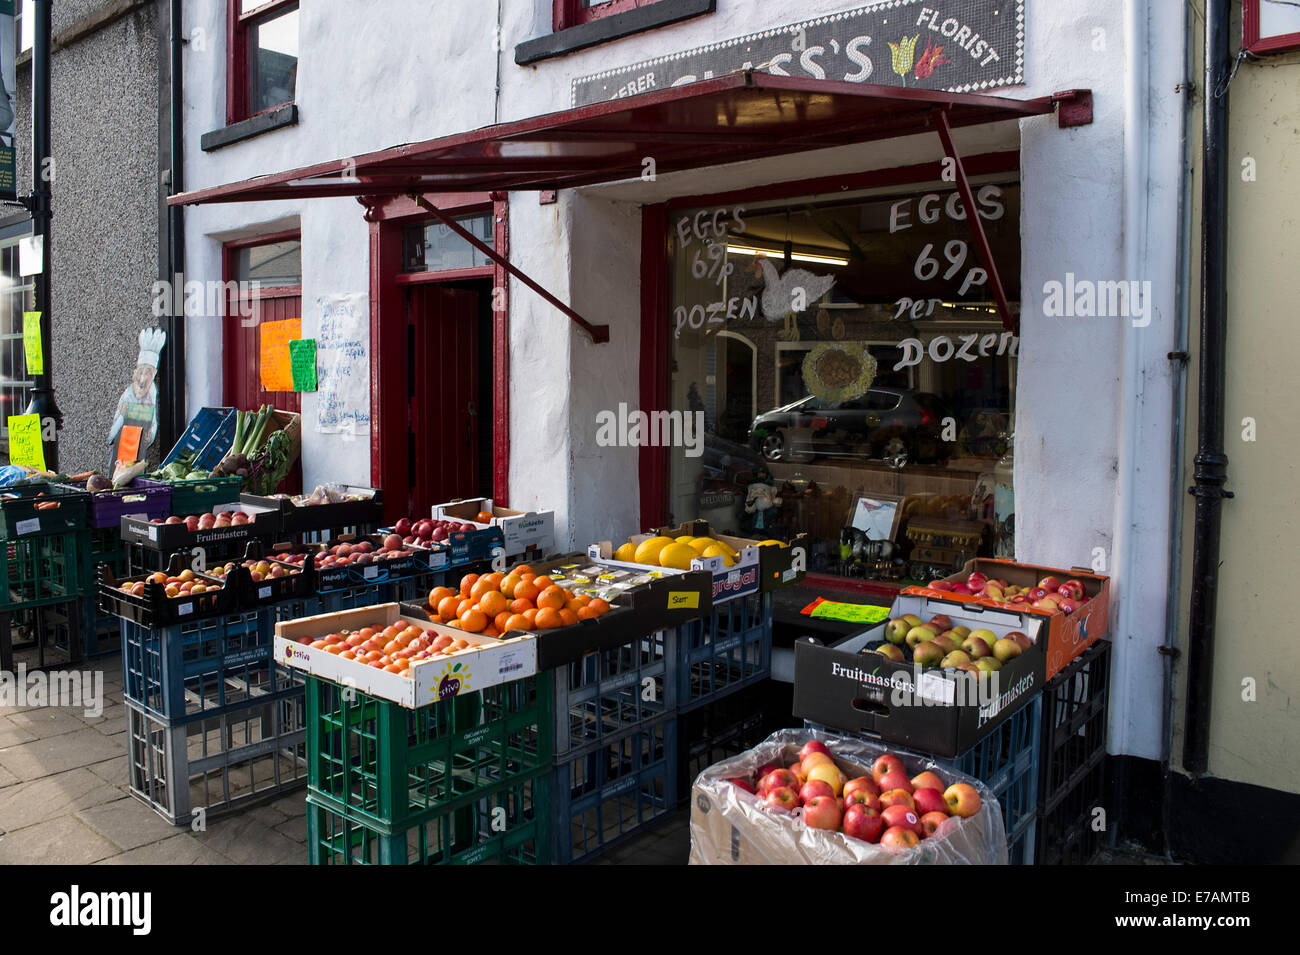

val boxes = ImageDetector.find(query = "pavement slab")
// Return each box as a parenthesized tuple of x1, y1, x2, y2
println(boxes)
(0, 814, 120, 865)
(78, 796, 188, 852)
(0, 727, 126, 781)
(93, 833, 234, 865)
(0, 766, 125, 832)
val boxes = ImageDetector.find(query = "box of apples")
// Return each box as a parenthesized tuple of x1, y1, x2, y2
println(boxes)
(689, 730, 1006, 865)
(270, 534, 446, 590)
(121, 501, 280, 552)
(383, 516, 505, 568)
(273, 602, 538, 708)
(432, 497, 555, 558)
(204, 542, 314, 607)
(914, 558, 1110, 680)
(98, 555, 237, 627)
(792, 590, 1050, 757)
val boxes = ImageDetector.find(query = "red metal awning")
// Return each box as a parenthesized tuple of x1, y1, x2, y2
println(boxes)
(172, 72, 1091, 338)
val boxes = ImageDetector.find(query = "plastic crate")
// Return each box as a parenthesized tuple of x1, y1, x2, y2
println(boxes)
(0, 483, 89, 538)
(677, 590, 772, 713)
(0, 596, 87, 670)
(124, 536, 265, 576)
(305, 768, 551, 865)
(125, 693, 307, 826)
(138, 475, 243, 518)
(2, 531, 87, 611)
(98, 562, 237, 628)
(1035, 755, 1105, 864)
(552, 628, 678, 756)
(160, 406, 238, 472)
(120, 608, 298, 721)
(552, 715, 677, 864)
(61, 479, 171, 529)
(1039, 640, 1110, 814)
(304, 672, 552, 830)
(675, 679, 792, 806)
(1009, 817, 1038, 865)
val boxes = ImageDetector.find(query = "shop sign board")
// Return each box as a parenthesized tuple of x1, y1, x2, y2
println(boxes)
(573, 0, 1025, 106)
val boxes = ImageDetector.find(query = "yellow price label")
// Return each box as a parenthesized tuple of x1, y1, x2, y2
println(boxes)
(23, 312, 43, 376)
(8, 414, 46, 470)
(668, 591, 700, 610)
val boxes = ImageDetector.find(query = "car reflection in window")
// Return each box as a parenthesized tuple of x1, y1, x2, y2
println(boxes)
(748, 389, 951, 465)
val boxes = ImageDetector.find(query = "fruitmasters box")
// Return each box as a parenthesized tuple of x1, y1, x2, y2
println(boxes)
(918, 558, 1110, 680)
(432, 497, 555, 558)
(275, 603, 537, 709)
(792, 590, 1049, 757)
(120, 500, 280, 553)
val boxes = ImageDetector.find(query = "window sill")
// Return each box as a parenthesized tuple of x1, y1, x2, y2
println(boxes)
(515, 0, 715, 66)
(201, 104, 299, 152)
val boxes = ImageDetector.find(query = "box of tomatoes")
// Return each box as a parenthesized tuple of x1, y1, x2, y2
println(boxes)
(274, 603, 538, 709)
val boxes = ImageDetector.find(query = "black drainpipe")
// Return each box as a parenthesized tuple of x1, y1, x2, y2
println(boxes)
(1182, 0, 1234, 776)
(164, 0, 186, 449)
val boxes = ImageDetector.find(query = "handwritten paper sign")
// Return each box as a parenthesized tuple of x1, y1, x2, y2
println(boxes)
(115, 425, 142, 472)
(7, 413, 45, 470)
(315, 293, 370, 435)
(259, 318, 301, 392)
(22, 311, 43, 376)
(289, 338, 317, 392)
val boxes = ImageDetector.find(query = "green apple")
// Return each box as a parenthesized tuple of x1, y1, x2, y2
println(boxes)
(913, 641, 945, 668)
(872, 643, 905, 663)
(975, 656, 1002, 673)
(884, 618, 911, 645)
(906, 626, 934, 649)
(941, 650, 971, 669)
(950, 625, 971, 640)
(969, 629, 998, 647)
(993, 638, 1023, 662)
(902, 614, 924, 629)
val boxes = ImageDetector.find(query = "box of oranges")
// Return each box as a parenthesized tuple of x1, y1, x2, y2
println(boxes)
(274, 602, 538, 709)
(432, 497, 555, 558)
(404, 558, 712, 670)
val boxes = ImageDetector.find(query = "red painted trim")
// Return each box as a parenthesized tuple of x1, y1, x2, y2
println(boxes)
(395, 267, 495, 285)
(556, 0, 648, 30)
(221, 230, 301, 406)
(638, 203, 669, 530)
(492, 195, 511, 508)
(223, 227, 301, 250)
(225, 0, 245, 127)
(1244, 0, 1300, 53)
(237, 0, 296, 23)
(362, 193, 492, 222)
(802, 572, 902, 602)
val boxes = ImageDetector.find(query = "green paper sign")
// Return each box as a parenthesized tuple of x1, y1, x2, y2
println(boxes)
(808, 601, 892, 625)
(7, 413, 45, 470)
(23, 311, 42, 376)
(289, 338, 317, 392)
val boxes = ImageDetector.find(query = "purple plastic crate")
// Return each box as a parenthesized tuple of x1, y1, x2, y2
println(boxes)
(60, 480, 172, 530)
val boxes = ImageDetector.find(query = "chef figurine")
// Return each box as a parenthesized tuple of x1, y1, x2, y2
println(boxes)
(108, 327, 166, 461)
(743, 468, 783, 534)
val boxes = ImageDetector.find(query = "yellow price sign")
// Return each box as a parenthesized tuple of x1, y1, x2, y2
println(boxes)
(8, 414, 46, 470)
(23, 312, 43, 376)
(667, 591, 700, 610)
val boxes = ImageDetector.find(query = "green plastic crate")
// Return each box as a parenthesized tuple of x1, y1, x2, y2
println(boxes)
(2, 531, 88, 611)
(305, 673, 554, 831)
(305, 769, 551, 865)
(148, 475, 242, 517)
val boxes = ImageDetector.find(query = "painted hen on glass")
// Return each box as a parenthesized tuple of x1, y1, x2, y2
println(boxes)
(753, 258, 837, 341)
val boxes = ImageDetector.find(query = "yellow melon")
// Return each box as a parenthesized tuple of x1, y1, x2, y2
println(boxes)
(702, 544, 737, 567)
(614, 542, 637, 562)
(658, 542, 697, 570)
(687, 537, 715, 555)
(633, 536, 674, 566)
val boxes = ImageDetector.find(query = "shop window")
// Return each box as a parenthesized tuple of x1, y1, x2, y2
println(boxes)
(0, 233, 34, 443)
(555, 0, 663, 31)
(667, 181, 1019, 581)
(402, 212, 495, 273)
(227, 1, 299, 124)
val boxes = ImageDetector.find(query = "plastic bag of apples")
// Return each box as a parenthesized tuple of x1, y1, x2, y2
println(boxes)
(688, 729, 1007, 865)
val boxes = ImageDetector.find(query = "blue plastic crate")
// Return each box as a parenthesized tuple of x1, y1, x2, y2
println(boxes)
(552, 628, 677, 756)
(121, 608, 301, 722)
(677, 591, 772, 713)
(551, 715, 677, 864)
(161, 406, 238, 472)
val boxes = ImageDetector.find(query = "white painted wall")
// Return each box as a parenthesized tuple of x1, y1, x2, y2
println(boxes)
(181, 0, 1184, 759)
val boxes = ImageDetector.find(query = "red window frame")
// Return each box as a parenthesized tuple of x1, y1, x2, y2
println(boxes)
(554, 0, 662, 32)
(1243, 0, 1300, 54)
(226, 0, 299, 126)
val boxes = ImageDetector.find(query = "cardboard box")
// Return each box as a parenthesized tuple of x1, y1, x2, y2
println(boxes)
(792, 591, 1048, 758)
(658, 520, 807, 595)
(916, 558, 1111, 680)
(432, 497, 555, 557)
(274, 603, 537, 709)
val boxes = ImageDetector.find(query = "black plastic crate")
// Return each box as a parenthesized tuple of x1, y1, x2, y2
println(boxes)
(1036, 755, 1106, 865)
(0, 483, 89, 538)
(205, 541, 316, 608)
(677, 591, 772, 712)
(240, 487, 383, 533)
(98, 557, 236, 628)
(676, 679, 792, 806)
(1039, 640, 1111, 815)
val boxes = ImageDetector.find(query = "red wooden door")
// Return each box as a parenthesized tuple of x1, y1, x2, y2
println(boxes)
(408, 285, 480, 516)
(223, 291, 303, 416)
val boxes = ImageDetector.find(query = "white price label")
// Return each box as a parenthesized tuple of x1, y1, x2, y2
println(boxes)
(258, 586, 272, 599)
(917, 671, 956, 705)
(15, 518, 40, 536)
(363, 565, 379, 579)
(430, 552, 447, 568)
(497, 650, 525, 676)
(178, 602, 194, 616)
(148, 525, 158, 541)
(782, 568, 797, 582)
(727, 570, 741, 586)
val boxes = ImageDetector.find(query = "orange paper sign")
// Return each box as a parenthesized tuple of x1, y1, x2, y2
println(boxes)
(115, 425, 142, 472)
(260, 318, 302, 392)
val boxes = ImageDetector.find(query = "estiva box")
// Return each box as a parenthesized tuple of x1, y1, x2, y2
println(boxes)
(793, 592, 1048, 757)
(432, 497, 555, 557)
(274, 603, 537, 709)
(916, 558, 1111, 680)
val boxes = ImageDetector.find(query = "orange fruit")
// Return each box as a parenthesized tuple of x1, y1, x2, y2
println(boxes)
(494, 611, 513, 632)
(509, 597, 534, 614)
(456, 598, 475, 618)
(357, 627, 377, 640)
(479, 591, 508, 617)
(537, 587, 565, 611)
(514, 564, 534, 577)
(445, 619, 463, 630)
(523, 608, 538, 624)
(534, 607, 562, 630)
(564, 598, 586, 613)
(558, 608, 578, 627)
(514, 580, 539, 603)
(460, 610, 487, 633)
(588, 598, 611, 616)
(437, 596, 461, 620)
(504, 613, 532, 632)
(499, 573, 522, 598)
(429, 586, 455, 607)
(483, 625, 501, 638)
(470, 578, 495, 601)
(382, 625, 403, 643)
(459, 573, 479, 598)
(576, 605, 599, 620)
(482, 572, 505, 590)
(533, 576, 555, 592)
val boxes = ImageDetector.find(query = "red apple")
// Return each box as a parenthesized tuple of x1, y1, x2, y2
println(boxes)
(394, 518, 412, 536)
(843, 788, 880, 812)
(881, 804, 924, 837)
(871, 754, 905, 783)
(842, 776, 880, 802)
(911, 771, 945, 793)
(725, 778, 756, 795)
(950, 582, 973, 595)
(787, 762, 807, 784)
(1038, 576, 1062, 592)
(799, 780, 835, 806)
(805, 762, 846, 796)
(913, 787, 948, 816)
(799, 740, 831, 762)
(758, 769, 799, 794)
(920, 811, 950, 838)
(1056, 598, 1081, 615)
(876, 770, 913, 794)
(756, 763, 783, 782)
(1059, 579, 1086, 601)
(1027, 586, 1048, 601)
(764, 787, 799, 812)
(842, 804, 884, 843)
(878, 789, 915, 812)
(1006, 631, 1033, 650)
(880, 826, 921, 851)
(802, 795, 842, 831)
(928, 579, 955, 592)
(967, 571, 988, 592)
(927, 614, 954, 632)
(943, 783, 982, 818)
